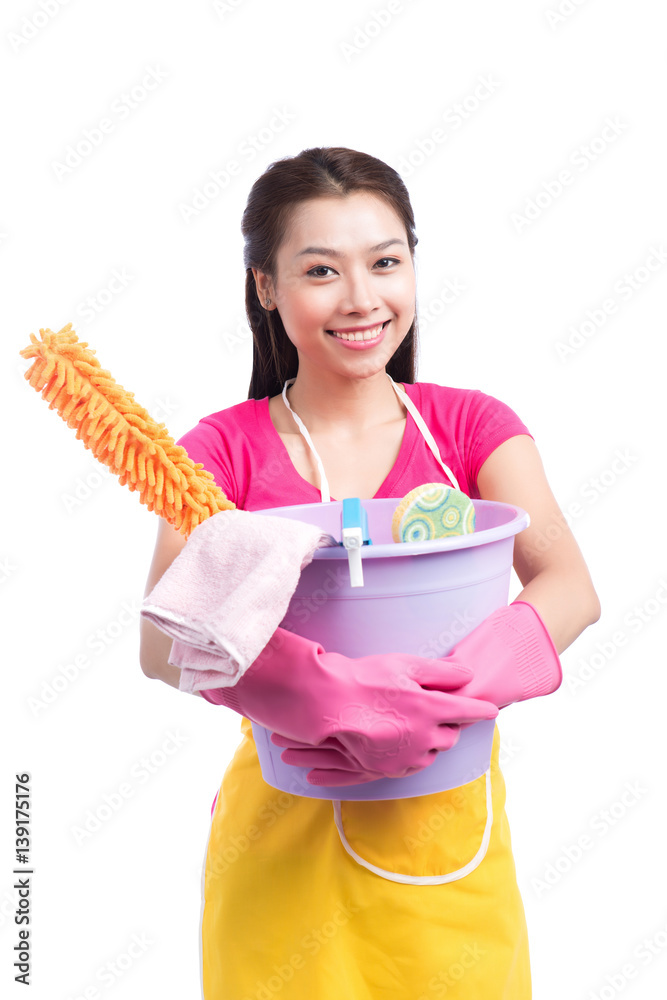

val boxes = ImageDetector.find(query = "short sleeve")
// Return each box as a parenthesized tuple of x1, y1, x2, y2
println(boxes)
(176, 420, 237, 505)
(464, 391, 534, 488)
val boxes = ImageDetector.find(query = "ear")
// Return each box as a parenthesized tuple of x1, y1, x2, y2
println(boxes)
(251, 267, 275, 309)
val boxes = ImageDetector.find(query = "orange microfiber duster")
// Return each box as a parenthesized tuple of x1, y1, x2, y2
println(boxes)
(20, 323, 236, 536)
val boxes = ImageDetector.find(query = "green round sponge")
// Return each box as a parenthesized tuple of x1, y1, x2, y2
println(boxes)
(391, 483, 476, 543)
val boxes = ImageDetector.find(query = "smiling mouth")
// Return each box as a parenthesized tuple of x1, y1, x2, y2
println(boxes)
(326, 320, 390, 342)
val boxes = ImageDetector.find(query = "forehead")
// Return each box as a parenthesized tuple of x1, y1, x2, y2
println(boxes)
(280, 192, 406, 257)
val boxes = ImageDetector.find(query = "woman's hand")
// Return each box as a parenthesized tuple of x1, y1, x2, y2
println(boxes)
(269, 598, 561, 786)
(269, 734, 402, 786)
(198, 627, 498, 779)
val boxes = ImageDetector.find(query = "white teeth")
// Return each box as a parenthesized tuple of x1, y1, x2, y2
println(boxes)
(329, 322, 386, 342)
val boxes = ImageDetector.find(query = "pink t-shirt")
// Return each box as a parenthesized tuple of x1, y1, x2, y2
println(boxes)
(176, 381, 533, 511)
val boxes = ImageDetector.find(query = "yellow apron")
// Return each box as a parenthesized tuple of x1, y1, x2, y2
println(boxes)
(200, 718, 531, 998)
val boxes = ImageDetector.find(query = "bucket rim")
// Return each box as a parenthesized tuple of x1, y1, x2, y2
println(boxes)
(254, 497, 530, 560)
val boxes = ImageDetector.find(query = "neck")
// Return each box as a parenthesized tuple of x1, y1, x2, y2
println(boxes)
(285, 366, 404, 435)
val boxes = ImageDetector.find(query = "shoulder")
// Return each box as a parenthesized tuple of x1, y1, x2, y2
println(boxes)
(175, 398, 269, 504)
(176, 397, 266, 449)
(181, 397, 265, 434)
(405, 380, 479, 405)
(405, 380, 533, 491)
(404, 380, 519, 427)
(407, 380, 529, 426)
(406, 380, 507, 403)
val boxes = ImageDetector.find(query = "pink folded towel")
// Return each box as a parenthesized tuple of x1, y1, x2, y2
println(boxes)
(140, 509, 335, 693)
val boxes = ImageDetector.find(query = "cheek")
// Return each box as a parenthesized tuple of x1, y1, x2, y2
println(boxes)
(396, 271, 417, 302)
(289, 291, 333, 327)
(295, 302, 328, 332)
(280, 300, 330, 346)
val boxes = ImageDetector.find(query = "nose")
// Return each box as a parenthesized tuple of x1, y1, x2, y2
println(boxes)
(338, 267, 383, 316)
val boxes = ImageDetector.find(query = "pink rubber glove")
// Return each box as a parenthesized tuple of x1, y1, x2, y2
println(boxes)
(276, 601, 561, 785)
(450, 601, 562, 710)
(269, 733, 407, 786)
(197, 627, 499, 779)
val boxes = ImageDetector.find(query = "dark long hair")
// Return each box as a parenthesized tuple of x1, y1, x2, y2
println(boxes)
(241, 147, 420, 400)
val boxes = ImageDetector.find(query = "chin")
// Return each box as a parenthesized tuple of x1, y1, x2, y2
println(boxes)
(342, 354, 394, 381)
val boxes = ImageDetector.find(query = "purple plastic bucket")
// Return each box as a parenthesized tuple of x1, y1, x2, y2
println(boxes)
(251, 498, 529, 801)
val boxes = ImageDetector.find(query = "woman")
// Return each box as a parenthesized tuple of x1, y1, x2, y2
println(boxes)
(140, 146, 600, 998)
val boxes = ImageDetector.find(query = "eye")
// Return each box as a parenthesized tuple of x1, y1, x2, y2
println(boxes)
(306, 257, 400, 278)
(306, 265, 336, 277)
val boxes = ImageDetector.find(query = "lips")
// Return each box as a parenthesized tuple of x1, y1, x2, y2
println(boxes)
(326, 320, 390, 342)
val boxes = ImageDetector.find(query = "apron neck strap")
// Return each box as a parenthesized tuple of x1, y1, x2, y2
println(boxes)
(281, 374, 460, 503)
(282, 378, 332, 502)
(385, 375, 460, 491)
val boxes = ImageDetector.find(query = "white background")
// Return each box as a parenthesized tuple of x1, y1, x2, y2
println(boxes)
(2, 1, 666, 998)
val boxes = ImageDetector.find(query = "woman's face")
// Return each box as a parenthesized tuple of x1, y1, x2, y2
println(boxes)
(257, 191, 416, 381)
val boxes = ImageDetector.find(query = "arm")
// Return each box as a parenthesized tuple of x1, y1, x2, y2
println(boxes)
(139, 518, 191, 690)
(269, 434, 598, 784)
(476, 434, 601, 654)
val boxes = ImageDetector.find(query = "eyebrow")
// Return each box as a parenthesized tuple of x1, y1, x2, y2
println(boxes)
(295, 238, 407, 259)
